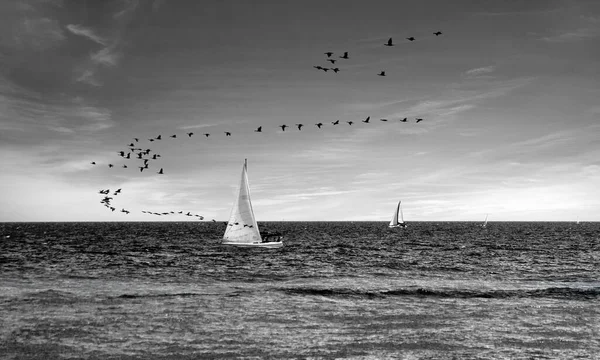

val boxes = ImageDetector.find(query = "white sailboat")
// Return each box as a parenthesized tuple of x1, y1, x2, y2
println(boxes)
(222, 159, 283, 248)
(482, 214, 488, 228)
(388, 201, 407, 228)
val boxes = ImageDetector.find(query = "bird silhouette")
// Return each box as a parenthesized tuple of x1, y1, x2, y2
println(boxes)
(152, 154, 158, 160)
(296, 124, 304, 131)
(326, 59, 337, 64)
(122, 165, 128, 168)
(156, 135, 162, 140)
(363, 116, 370, 123)
(378, 71, 386, 76)
(321, 68, 329, 72)
(332, 68, 340, 73)
(332, 120, 340, 125)
(347, 121, 353, 125)
(137, 153, 143, 159)
(187, 132, 194, 137)
(108, 164, 114, 168)
(384, 37, 393, 46)
(203, 133, 210, 137)
(315, 123, 323, 128)
(148, 138, 155, 142)
(158, 168, 164, 174)
(118, 151, 125, 157)
(313, 65, 323, 70)
(433, 31, 442, 36)
(340, 52, 349, 59)
(416, 118, 423, 123)
(225, 132, 232, 136)
(406, 37, 415, 41)
(134, 138, 139, 142)
(380, 118, 388, 122)
(400, 117, 407, 122)
(255, 126, 262, 132)
(280, 124, 288, 131)
(170, 135, 176, 138)
(91, 162, 96, 165)
(139, 166, 145, 172)
(324, 52, 333, 57)
(127, 143, 134, 147)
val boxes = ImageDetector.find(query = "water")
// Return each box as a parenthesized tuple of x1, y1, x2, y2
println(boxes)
(1, 221, 599, 359)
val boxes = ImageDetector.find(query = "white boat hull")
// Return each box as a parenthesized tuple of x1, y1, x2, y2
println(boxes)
(222, 241, 283, 248)
(388, 224, 407, 229)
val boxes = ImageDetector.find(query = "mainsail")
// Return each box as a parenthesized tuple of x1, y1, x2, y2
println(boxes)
(482, 214, 488, 228)
(389, 201, 405, 228)
(223, 159, 262, 244)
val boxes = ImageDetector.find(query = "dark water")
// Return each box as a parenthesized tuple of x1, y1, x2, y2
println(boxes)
(1, 221, 599, 359)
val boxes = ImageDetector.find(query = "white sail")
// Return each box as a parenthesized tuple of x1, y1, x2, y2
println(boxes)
(223, 159, 262, 244)
(482, 214, 488, 228)
(388, 201, 406, 228)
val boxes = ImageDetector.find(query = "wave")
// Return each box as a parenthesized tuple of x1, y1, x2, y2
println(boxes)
(280, 286, 600, 300)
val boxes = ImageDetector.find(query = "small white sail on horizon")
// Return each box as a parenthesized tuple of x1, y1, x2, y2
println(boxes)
(482, 214, 489, 228)
(388, 200, 407, 228)
(222, 159, 283, 248)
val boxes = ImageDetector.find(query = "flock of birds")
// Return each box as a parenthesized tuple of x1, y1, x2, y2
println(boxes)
(313, 32, 442, 76)
(90, 31, 443, 219)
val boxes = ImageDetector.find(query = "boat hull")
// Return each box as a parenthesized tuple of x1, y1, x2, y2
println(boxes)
(388, 224, 407, 229)
(222, 241, 283, 248)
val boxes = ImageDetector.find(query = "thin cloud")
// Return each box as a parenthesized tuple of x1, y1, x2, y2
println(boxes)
(542, 27, 598, 42)
(465, 66, 496, 77)
(66, 24, 106, 45)
(91, 46, 121, 67)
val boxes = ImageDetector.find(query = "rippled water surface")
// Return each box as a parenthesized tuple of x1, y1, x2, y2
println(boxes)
(1, 221, 599, 359)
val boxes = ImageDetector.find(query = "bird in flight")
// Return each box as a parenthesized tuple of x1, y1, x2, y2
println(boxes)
(339, 52, 349, 59)
(225, 132, 232, 136)
(321, 68, 329, 72)
(122, 165, 128, 168)
(315, 123, 323, 128)
(332, 68, 340, 73)
(380, 119, 388, 122)
(155, 135, 162, 140)
(347, 121, 353, 125)
(313, 65, 324, 70)
(416, 118, 423, 123)
(255, 126, 262, 132)
(148, 138, 154, 142)
(324, 52, 333, 57)
(187, 132, 194, 137)
(384, 38, 393, 46)
(326, 59, 337, 64)
(406, 37, 416, 41)
(139, 166, 145, 172)
(203, 133, 210, 137)
(363, 116, 370, 123)
(332, 120, 340, 125)
(170, 135, 176, 138)
(157, 168, 164, 174)
(296, 124, 304, 131)
(108, 164, 114, 168)
(134, 138, 139, 142)
(433, 31, 442, 36)
(400, 117, 407, 122)
(91, 162, 96, 165)
(378, 71, 386, 76)
(280, 124, 288, 131)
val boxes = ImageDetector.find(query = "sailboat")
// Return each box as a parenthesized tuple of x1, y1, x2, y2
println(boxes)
(222, 159, 283, 248)
(481, 214, 489, 228)
(388, 200, 407, 228)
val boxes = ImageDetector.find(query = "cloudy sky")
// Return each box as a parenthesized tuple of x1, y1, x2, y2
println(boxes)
(1, 0, 599, 222)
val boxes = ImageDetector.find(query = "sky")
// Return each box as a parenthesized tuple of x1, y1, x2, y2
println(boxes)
(1, 0, 599, 222)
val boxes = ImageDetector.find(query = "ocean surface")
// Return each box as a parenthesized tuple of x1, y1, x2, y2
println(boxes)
(1, 221, 599, 359)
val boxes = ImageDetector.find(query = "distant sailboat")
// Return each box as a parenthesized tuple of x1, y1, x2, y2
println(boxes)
(388, 201, 407, 228)
(222, 159, 283, 248)
(482, 214, 489, 228)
